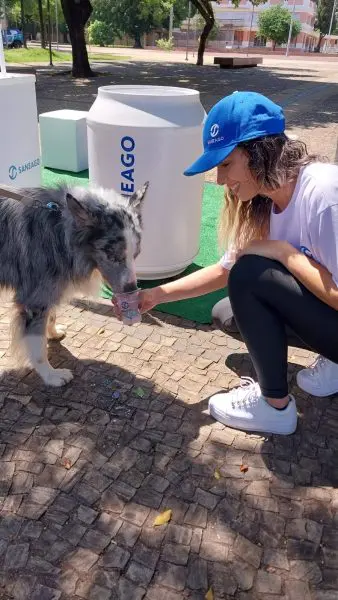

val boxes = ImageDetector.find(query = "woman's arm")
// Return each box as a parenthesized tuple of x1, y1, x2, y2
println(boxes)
(156, 263, 229, 303)
(281, 245, 338, 311)
(139, 263, 229, 313)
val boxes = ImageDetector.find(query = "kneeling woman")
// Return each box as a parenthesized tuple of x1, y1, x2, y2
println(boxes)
(139, 91, 338, 436)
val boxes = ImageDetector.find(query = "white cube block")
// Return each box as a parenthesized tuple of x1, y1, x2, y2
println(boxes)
(39, 109, 88, 173)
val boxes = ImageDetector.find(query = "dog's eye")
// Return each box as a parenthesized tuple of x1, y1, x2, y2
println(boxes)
(103, 238, 125, 259)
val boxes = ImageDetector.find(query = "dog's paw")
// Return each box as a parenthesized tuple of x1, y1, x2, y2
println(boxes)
(43, 368, 73, 387)
(48, 325, 66, 340)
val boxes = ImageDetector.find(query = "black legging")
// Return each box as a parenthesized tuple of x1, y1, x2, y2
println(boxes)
(227, 255, 338, 398)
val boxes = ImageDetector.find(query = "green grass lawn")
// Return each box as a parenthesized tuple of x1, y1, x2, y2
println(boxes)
(4, 48, 130, 63)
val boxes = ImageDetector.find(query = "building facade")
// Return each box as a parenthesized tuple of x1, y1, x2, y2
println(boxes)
(214, 0, 318, 50)
(176, 0, 319, 52)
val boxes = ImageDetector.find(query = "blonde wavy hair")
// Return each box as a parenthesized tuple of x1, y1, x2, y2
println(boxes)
(218, 134, 323, 253)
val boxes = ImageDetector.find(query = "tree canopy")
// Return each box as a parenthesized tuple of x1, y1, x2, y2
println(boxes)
(314, 0, 336, 50)
(258, 5, 302, 49)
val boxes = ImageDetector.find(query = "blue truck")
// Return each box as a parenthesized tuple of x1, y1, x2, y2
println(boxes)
(2, 29, 24, 49)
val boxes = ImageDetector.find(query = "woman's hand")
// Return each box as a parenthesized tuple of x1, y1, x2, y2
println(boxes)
(138, 288, 161, 314)
(237, 240, 296, 264)
(111, 287, 161, 320)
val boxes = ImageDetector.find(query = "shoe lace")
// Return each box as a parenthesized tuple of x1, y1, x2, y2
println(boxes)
(231, 377, 260, 409)
(309, 355, 328, 377)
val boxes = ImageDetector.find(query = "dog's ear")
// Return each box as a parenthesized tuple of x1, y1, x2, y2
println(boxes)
(66, 193, 90, 226)
(129, 181, 149, 212)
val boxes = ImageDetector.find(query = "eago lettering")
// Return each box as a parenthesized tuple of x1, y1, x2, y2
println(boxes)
(120, 136, 135, 194)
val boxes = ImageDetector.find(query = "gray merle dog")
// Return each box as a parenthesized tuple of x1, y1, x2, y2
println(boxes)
(0, 182, 148, 387)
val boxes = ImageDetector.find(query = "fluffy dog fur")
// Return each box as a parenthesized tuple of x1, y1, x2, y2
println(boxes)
(1, 182, 148, 386)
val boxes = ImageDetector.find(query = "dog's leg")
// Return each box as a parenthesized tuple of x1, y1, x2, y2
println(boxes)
(13, 306, 73, 387)
(47, 308, 66, 340)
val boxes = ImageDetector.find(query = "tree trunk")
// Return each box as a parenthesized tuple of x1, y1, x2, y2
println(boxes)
(37, 0, 46, 48)
(60, 0, 94, 78)
(248, 5, 254, 52)
(314, 33, 324, 52)
(20, 0, 27, 48)
(133, 30, 143, 48)
(197, 17, 213, 66)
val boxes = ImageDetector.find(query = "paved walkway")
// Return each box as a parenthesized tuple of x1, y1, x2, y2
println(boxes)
(0, 57, 337, 600)
(31, 41, 338, 66)
(0, 300, 334, 600)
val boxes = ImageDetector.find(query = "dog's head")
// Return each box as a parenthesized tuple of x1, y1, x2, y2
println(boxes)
(66, 182, 148, 293)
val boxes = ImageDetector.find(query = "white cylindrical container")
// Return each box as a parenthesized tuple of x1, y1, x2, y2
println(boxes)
(0, 74, 40, 187)
(87, 85, 205, 280)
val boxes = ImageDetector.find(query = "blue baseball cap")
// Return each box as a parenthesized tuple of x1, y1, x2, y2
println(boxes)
(184, 91, 285, 176)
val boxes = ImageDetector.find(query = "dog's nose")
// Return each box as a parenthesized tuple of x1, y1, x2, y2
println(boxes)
(123, 281, 138, 293)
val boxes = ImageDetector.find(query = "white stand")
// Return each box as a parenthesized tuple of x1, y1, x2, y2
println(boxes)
(39, 110, 89, 173)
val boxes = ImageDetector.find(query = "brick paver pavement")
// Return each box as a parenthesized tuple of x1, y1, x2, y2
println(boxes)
(0, 57, 337, 599)
(0, 297, 336, 600)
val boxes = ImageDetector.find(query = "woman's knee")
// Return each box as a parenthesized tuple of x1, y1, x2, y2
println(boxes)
(228, 254, 277, 298)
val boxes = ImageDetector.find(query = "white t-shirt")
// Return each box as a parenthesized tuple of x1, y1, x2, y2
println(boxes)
(219, 162, 338, 286)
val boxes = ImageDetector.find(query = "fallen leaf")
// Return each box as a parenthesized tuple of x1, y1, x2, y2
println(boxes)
(62, 459, 72, 470)
(205, 587, 214, 600)
(240, 464, 248, 473)
(214, 468, 221, 480)
(153, 509, 172, 527)
(98, 328, 105, 335)
(135, 387, 145, 398)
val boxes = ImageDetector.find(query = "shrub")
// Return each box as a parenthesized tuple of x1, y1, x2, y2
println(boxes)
(156, 36, 175, 50)
(87, 20, 114, 47)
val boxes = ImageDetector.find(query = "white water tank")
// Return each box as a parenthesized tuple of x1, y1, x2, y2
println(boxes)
(0, 74, 40, 186)
(87, 85, 205, 280)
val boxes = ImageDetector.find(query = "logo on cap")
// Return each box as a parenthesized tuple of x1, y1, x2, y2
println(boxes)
(210, 124, 219, 138)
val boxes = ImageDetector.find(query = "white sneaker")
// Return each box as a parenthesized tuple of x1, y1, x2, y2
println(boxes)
(209, 377, 297, 435)
(212, 297, 239, 332)
(296, 356, 338, 397)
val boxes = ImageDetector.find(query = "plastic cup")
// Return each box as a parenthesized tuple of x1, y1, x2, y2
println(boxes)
(115, 290, 141, 326)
